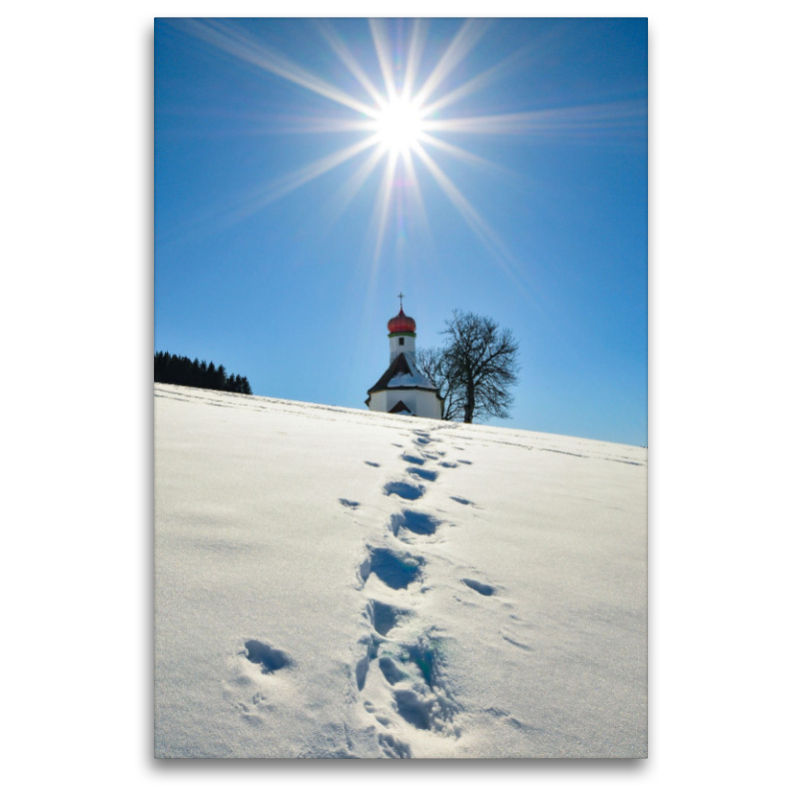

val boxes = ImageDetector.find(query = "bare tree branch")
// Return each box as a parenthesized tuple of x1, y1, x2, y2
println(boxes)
(416, 346, 465, 421)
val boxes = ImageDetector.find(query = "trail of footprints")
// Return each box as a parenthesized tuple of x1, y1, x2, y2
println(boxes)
(350, 427, 503, 757)
(355, 430, 457, 755)
(231, 426, 522, 756)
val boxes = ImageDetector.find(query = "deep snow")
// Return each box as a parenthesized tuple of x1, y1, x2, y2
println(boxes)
(155, 384, 647, 758)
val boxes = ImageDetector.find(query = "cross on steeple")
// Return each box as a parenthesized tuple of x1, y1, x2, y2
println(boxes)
(398, 292, 404, 310)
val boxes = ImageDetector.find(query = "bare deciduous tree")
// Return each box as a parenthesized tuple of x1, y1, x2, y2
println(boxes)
(416, 346, 464, 421)
(418, 310, 520, 423)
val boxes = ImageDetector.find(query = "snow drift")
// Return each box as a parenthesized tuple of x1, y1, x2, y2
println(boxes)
(155, 384, 647, 758)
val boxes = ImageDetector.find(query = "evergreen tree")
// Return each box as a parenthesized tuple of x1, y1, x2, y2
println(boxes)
(153, 352, 253, 396)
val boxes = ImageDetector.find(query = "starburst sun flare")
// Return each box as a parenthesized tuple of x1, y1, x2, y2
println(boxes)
(175, 19, 646, 281)
(373, 98, 425, 154)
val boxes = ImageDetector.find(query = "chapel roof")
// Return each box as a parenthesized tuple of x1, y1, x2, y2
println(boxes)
(387, 307, 416, 334)
(366, 352, 439, 395)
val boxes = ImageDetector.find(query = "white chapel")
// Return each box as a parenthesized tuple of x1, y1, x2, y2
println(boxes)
(365, 297, 443, 419)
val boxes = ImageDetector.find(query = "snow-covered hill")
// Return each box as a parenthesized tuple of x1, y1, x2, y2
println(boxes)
(155, 384, 647, 758)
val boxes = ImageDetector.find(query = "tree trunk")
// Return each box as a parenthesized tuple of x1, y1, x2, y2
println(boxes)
(464, 378, 475, 423)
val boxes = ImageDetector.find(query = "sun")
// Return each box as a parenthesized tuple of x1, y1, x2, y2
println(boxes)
(178, 19, 645, 282)
(374, 97, 424, 154)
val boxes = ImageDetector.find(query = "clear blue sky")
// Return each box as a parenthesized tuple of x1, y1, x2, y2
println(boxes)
(155, 18, 647, 446)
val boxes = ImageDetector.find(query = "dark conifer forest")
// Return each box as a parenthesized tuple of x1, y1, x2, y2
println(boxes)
(154, 351, 253, 395)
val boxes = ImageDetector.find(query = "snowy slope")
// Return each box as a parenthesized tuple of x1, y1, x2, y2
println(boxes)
(155, 384, 647, 758)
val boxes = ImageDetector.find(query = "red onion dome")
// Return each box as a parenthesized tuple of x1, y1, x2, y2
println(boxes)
(388, 307, 416, 334)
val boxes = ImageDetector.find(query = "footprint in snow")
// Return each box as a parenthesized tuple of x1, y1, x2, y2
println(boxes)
(356, 600, 414, 691)
(393, 688, 452, 731)
(378, 655, 406, 685)
(401, 454, 426, 466)
(369, 599, 407, 636)
(339, 498, 360, 509)
(390, 509, 440, 538)
(241, 639, 292, 674)
(378, 639, 459, 733)
(383, 481, 425, 500)
(365, 461, 380, 468)
(406, 466, 438, 482)
(355, 634, 379, 691)
(360, 547, 423, 591)
(462, 578, 496, 597)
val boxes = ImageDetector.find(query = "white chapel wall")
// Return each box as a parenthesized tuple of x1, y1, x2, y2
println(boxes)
(368, 389, 441, 419)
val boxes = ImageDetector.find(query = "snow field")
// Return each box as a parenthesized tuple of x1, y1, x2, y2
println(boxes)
(155, 384, 647, 758)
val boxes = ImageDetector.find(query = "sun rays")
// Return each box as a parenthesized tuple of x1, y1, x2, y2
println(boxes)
(173, 19, 646, 286)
